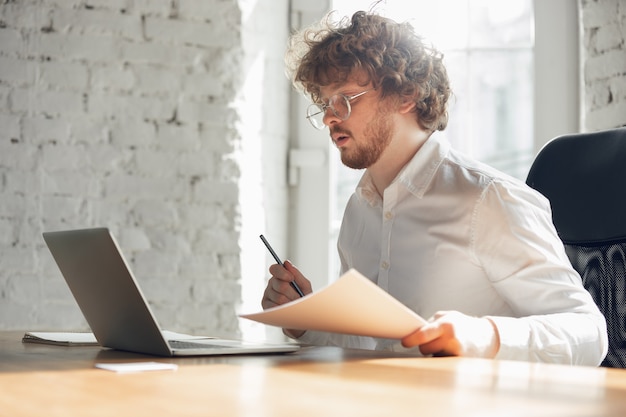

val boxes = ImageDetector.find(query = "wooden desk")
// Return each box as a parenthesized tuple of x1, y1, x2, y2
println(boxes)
(1, 331, 626, 416)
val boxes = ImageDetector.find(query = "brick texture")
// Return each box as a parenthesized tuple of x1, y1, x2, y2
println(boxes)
(581, 0, 626, 130)
(0, 0, 290, 338)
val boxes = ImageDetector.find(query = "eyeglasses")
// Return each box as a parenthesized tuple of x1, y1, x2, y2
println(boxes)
(306, 89, 373, 129)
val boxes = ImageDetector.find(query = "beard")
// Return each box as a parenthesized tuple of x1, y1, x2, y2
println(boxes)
(337, 106, 395, 170)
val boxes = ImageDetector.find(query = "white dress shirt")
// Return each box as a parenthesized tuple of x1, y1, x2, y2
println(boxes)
(298, 133, 608, 365)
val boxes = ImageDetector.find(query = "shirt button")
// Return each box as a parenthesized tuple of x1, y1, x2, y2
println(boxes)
(384, 211, 393, 220)
(381, 261, 389, 270)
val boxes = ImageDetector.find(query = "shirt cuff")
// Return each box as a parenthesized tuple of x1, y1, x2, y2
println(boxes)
(485, 316, 531, 361)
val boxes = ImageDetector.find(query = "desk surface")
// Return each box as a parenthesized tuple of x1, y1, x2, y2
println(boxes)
(1, 331, 626, 416)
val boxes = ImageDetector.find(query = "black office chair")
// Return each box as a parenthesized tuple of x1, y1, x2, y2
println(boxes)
(526, 127, 626, 367)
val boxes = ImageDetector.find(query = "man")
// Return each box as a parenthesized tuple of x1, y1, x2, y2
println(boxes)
(262, 11, 608, 365)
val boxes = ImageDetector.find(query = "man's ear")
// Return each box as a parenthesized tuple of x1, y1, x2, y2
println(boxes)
(398, 97, 416, 114)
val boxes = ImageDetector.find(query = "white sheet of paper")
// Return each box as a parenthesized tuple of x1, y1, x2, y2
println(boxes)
(23, 331, 214, 347)
(240, 268, 427, 339)
(95, 362, 178, 373)
(23, 332, 98, 345)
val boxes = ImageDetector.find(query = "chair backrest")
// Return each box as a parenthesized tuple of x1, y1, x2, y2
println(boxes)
(526, 127, 626, 367)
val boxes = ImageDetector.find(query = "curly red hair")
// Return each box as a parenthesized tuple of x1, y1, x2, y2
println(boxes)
(286, 11, 451, 132)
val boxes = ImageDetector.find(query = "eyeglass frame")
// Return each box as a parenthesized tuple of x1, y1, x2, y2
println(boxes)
(305, 89, 374, 129)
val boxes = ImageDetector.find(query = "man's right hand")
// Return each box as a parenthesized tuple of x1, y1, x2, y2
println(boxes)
(261, 260, 312, 339)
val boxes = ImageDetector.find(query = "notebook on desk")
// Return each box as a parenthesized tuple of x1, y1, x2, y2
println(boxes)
(42, 227, 299, 357)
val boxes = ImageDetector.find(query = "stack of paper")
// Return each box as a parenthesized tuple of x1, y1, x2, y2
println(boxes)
(22, 332, 98, 346)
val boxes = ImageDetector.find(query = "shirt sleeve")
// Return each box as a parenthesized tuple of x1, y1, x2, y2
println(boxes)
(473, 179, 608, 365)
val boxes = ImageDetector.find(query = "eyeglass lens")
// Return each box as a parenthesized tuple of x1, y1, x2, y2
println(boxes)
(306, 94, 351, 129)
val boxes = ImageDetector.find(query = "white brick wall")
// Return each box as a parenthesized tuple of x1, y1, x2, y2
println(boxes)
(581, 0, 626, 130)
(0, 0, 290, 339)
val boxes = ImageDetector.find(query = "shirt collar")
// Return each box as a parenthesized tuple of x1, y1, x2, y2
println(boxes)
(356, 132, 451, 204)
(355, 170, 379, 206)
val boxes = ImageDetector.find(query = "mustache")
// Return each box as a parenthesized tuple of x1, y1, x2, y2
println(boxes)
(330, 127, 352, 137)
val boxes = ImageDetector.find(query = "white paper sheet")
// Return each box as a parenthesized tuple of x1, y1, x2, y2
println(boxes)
(240, 268, 427, 339)
(22, 332, 98, 346)
(95, 362, 178, 373)
(22, 331, 214, 347)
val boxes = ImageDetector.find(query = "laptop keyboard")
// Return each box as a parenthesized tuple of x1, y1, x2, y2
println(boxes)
(168, 340, 234, 350)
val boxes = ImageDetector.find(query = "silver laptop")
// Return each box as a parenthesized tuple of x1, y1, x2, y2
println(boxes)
(42, 227, 299, 357)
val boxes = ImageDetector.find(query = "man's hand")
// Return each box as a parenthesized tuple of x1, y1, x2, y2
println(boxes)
(401, 311, 500, 358)
(261, 260, 312, 339)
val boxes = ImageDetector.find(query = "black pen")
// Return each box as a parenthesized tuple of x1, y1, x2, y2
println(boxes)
(259, 234, 305, 297)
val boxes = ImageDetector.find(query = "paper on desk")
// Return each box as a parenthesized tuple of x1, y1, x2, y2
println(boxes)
(95, 362, 178, 373)
(22, 330, 214, 347)
(22, 332, 98, 346)
(240, 268, 427, 339)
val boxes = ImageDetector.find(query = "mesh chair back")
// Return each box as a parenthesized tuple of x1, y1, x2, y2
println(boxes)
(526, 127, 626, 368)
(565, 243, 626, 367)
